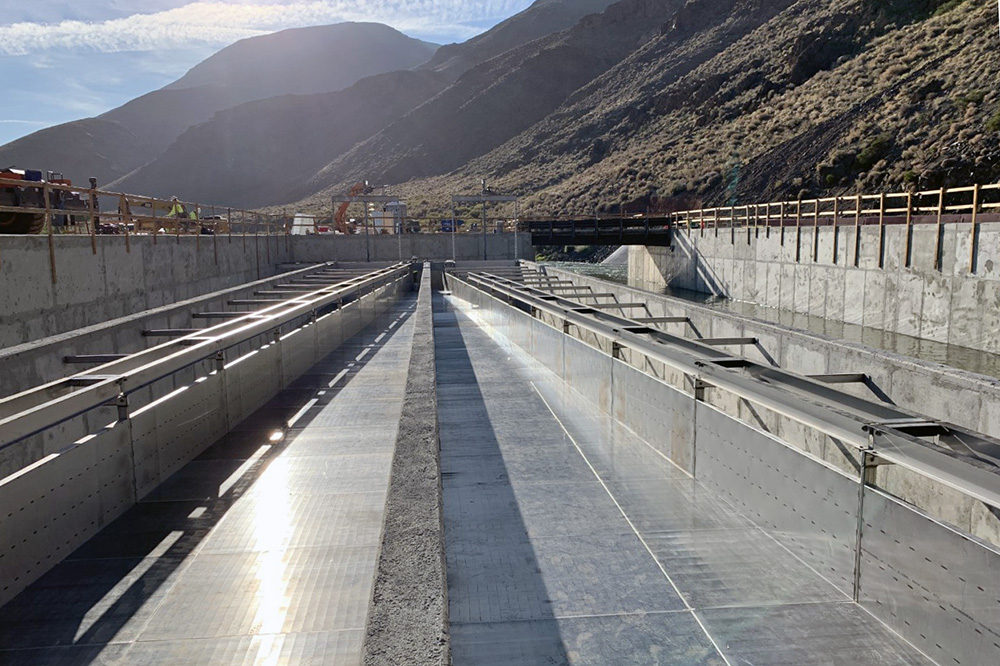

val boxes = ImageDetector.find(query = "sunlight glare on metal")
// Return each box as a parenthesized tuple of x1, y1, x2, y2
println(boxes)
(250, 458, 294, 637)
(218, 444, 271, 497)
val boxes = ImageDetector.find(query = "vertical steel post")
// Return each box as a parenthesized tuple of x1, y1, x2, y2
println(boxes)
(853, 430, 878, 603)
(934, 187, 945, 271)
(44, 182, 56, 284)
(854, 194, 862, 268)
(795, 197, 802, 262)
(904, 192, 914, 268)
(832, 197, 839, 264)
(812, 199, 820, 263)
(779, 202, 785, 246)
(877, 193, 886, 269)
(88, 181, 97, 255)
(969, 183, 981, 274)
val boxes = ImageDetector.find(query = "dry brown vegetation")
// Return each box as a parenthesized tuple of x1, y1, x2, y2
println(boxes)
(295, 0, 1000, 219)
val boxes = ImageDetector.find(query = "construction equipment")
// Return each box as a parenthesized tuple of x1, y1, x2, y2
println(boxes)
(334, 182, 372, 234)
(0, 168, 89, 234)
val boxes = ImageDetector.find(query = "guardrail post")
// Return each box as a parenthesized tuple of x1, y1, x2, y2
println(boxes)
(779, 202, 785, 246)
(934, 187, 945, 272)
(903, 192, 914, 268)
(854, 194, 862, 267)
(88, 181, 98, 254)
(44, 181, 57, 284)
(795, 197, 802, 262)
(832, 197, 840, 265)
(812, 199, 820, 263)
(877, 193, 886, 269)
(122, 195, 131, 254)
(969, 183, 980, 274)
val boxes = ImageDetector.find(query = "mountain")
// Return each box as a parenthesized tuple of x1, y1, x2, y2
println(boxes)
(297, 0, 998, 218)
(0, 23, 438, 187)
(111, 71, 448, 207)
(300, 0, 678, 203)
(420, 0, 620, 79)
(110, 0, 621, 207)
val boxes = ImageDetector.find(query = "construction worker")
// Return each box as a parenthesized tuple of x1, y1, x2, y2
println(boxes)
(167, 196, 186, 219)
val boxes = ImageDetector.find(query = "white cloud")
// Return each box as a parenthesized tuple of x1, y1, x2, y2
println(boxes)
(0, 1, 532, 56)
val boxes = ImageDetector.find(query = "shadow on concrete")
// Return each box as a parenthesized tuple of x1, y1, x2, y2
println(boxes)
(0, 300, 416, 663)
(433, 293, 572, 665)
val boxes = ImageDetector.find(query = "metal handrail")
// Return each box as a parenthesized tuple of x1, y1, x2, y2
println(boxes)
(0, 263, 412, 449)
(458, 271, 1000, 510)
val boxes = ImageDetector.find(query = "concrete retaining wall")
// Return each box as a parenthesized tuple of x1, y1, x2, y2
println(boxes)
(0, 234, 293, 349)
(290, 233, 532, 264)
(445, 275, 1000, 666)
(629, 222, 1000, 355)
(0, 273, 411, 607)
(0, 233, 531, 349)
(534, 263, 1000, 442)
(0, 263, 345, 400)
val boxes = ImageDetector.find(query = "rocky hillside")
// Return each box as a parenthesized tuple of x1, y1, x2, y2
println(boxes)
(111, 70, 448, 207)
(6, 0, 996, 217)
(369, 0, 999, 217)
(0, 23, 438, 187)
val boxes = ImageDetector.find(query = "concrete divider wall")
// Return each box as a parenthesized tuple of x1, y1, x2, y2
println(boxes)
(629, 222, 1000, 355)
(0, 234, 293, 349)
(446, 275, 1000, 666)
(0, 263, 341, 400)
(0, 273, 411, 607)
(533, 263, 1000, 443)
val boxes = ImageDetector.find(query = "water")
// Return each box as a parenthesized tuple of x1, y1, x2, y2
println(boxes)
(545, 262, 1000, 380)
(542, 261, 627, 285)
(702, 296, 1000, 381)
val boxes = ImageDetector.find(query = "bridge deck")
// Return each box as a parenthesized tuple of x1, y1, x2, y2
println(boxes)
(435, 292, 931, 665)
(0, 299, 416, 665)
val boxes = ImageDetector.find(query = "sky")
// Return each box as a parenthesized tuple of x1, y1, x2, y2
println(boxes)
(0, 0, 534, 146)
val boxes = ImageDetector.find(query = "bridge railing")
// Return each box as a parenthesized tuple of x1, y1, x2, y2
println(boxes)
(672, 182, 1000, 271)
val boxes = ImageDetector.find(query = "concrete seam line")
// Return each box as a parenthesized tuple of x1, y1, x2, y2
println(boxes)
(362, 265, 450, 665)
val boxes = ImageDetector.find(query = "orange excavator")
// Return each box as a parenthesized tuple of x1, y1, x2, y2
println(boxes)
(334, 182, 372, 234)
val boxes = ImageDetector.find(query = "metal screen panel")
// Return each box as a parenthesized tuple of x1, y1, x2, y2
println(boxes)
(225, 343, 281, 427)
(529, 319, 564, 378)
(281, 324, 319, 385)
(132, 373, 229, 498)
(860, 488, 1000, 666)
(612, 360, 695, 475)
(563, 335, 612, 414)
(696, 402, 859, 595)
(0, 422, 131, 606)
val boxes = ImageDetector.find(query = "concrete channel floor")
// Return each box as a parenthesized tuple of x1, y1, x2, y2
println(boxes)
(434, 292, 936, 666)
(0, 297, 417, 666)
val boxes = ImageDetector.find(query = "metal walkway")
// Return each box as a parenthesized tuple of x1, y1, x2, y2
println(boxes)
(0, 298, 415, 665)
(434, 291, 932, 665)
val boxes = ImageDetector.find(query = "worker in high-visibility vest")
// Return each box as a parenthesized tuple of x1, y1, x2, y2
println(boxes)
(167, 196, 186, 218)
